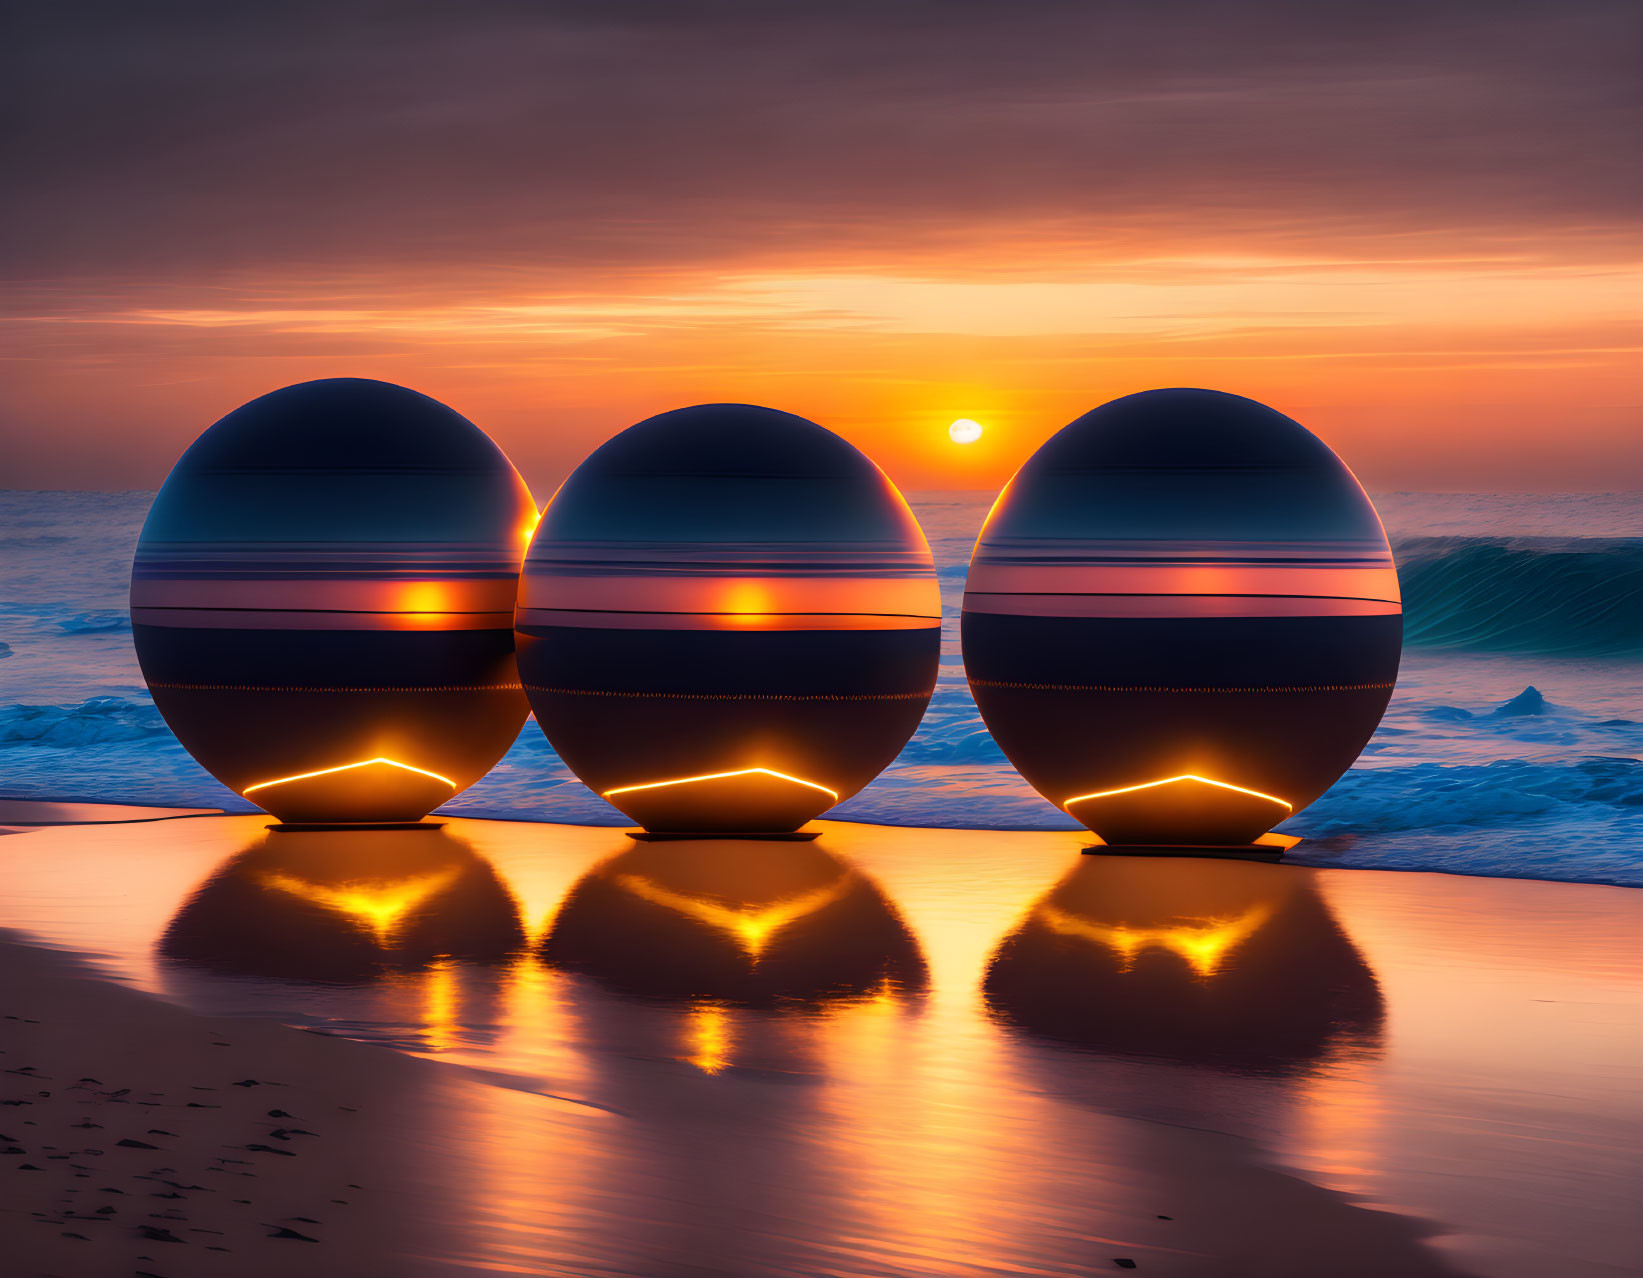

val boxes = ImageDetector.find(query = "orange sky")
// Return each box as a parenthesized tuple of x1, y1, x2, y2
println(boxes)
(3, 3, 1639, 494)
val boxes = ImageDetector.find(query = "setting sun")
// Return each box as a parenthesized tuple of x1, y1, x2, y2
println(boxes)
(949, 418, 983, 445)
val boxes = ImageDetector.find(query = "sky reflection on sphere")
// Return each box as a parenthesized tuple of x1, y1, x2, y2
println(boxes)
(962, 388, 1402, 846)
(130, 378, 536, 823)
(517, 403, 940, 833)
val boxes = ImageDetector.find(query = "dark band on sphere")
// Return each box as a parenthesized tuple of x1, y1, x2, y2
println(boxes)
(522, 685, 933, 702)
(968, 679, 1396, 694)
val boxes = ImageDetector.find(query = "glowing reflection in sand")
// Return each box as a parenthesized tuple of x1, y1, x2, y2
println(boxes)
(1289, 1063, 1388, 1202)
(1037, 902, 1275, 978)
(685, 1002, 734, 1074)
(11, 815, 1640, 1276)
(257, 866, 464, 944)
(422, 957, 460, 1053)
(496, 955, 592, 1091)
(612, 872, 854, 960)
(799, 862, 1100, 1270)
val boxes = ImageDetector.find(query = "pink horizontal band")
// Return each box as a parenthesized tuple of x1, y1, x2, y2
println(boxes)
(964, 562, 1401, 603)
(515, 608, 940, 631)
(518, 573, 940, 619)
(131, 607, 515, 631)
(130, 577, 519, 614)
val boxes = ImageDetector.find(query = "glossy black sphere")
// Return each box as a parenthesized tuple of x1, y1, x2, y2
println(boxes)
(517, 404, 940, 832)
(131, 379, 536, 823)
(963, 389, 1401, 845)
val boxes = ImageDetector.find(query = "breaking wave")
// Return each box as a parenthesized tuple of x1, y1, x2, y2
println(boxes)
(1397, 537, 1643, 657)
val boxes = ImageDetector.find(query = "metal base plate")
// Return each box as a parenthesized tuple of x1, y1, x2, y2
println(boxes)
(625, 829, 822, 842)
(266, 820, 446, 833)
(1082, 842, 1287, 862)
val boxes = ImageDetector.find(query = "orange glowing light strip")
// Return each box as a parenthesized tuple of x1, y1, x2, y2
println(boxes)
(1063, 773, 1293, 814)
(242, 757, 458, 797)
(518, 506, 543, 549)
(602, 767, 839, 802)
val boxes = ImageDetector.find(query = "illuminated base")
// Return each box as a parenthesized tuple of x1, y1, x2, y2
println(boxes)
(1082, 832, 1300, 862)
(241, 757, 459, 825)
(1064, 774, 1293, 847)
(602, 768, 839, 834)
(625, 829, 822, 843)
(266, 820, 446, 833)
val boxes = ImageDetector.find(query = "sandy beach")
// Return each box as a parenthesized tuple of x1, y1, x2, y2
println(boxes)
(1, 929, 1469, 1278)
(1, 806, 1639, 1277)
(2, 934, 464, 1276)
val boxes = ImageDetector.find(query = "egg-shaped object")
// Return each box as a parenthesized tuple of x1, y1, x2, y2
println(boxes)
(130, 378, 537, 824)
(516, 403, 940, 833)
(962, 389, 1401, 846)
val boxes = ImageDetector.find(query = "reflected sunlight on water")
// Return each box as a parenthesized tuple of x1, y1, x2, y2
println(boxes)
(1036, 901, 1273, 978)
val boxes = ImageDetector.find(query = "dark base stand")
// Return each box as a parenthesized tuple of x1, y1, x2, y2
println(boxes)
(1082, 842, 1287, 863)
(625, 829, 822, 843)
(266, 821, 447, 833)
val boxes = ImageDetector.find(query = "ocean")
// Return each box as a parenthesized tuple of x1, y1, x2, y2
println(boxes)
(2, 489, 1639, 886)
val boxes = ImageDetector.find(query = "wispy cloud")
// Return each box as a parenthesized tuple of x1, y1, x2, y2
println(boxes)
(2, 1, 1638, 490)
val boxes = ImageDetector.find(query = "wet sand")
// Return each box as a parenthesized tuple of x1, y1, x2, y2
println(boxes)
(2, 936, 449, 1276)
(1, 808, 1639, 1276)
(1, 935, 1470, 1278)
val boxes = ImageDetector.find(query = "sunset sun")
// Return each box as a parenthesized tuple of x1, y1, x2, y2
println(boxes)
(949, 418, 983, 445)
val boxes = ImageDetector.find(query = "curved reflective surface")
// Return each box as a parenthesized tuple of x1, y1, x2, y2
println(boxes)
(518, 403, 941, 832)
(963, 389, 1403, 843)
(131, 378, 537, 821)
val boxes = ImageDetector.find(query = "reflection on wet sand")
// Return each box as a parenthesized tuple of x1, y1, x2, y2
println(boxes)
(158, 828, 929, 1080)
(985, 855, 1384, 1075)
(3, 815, 1636, 1275)
(542, 839, 927, 1007)
(160, 827, 525, 981)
